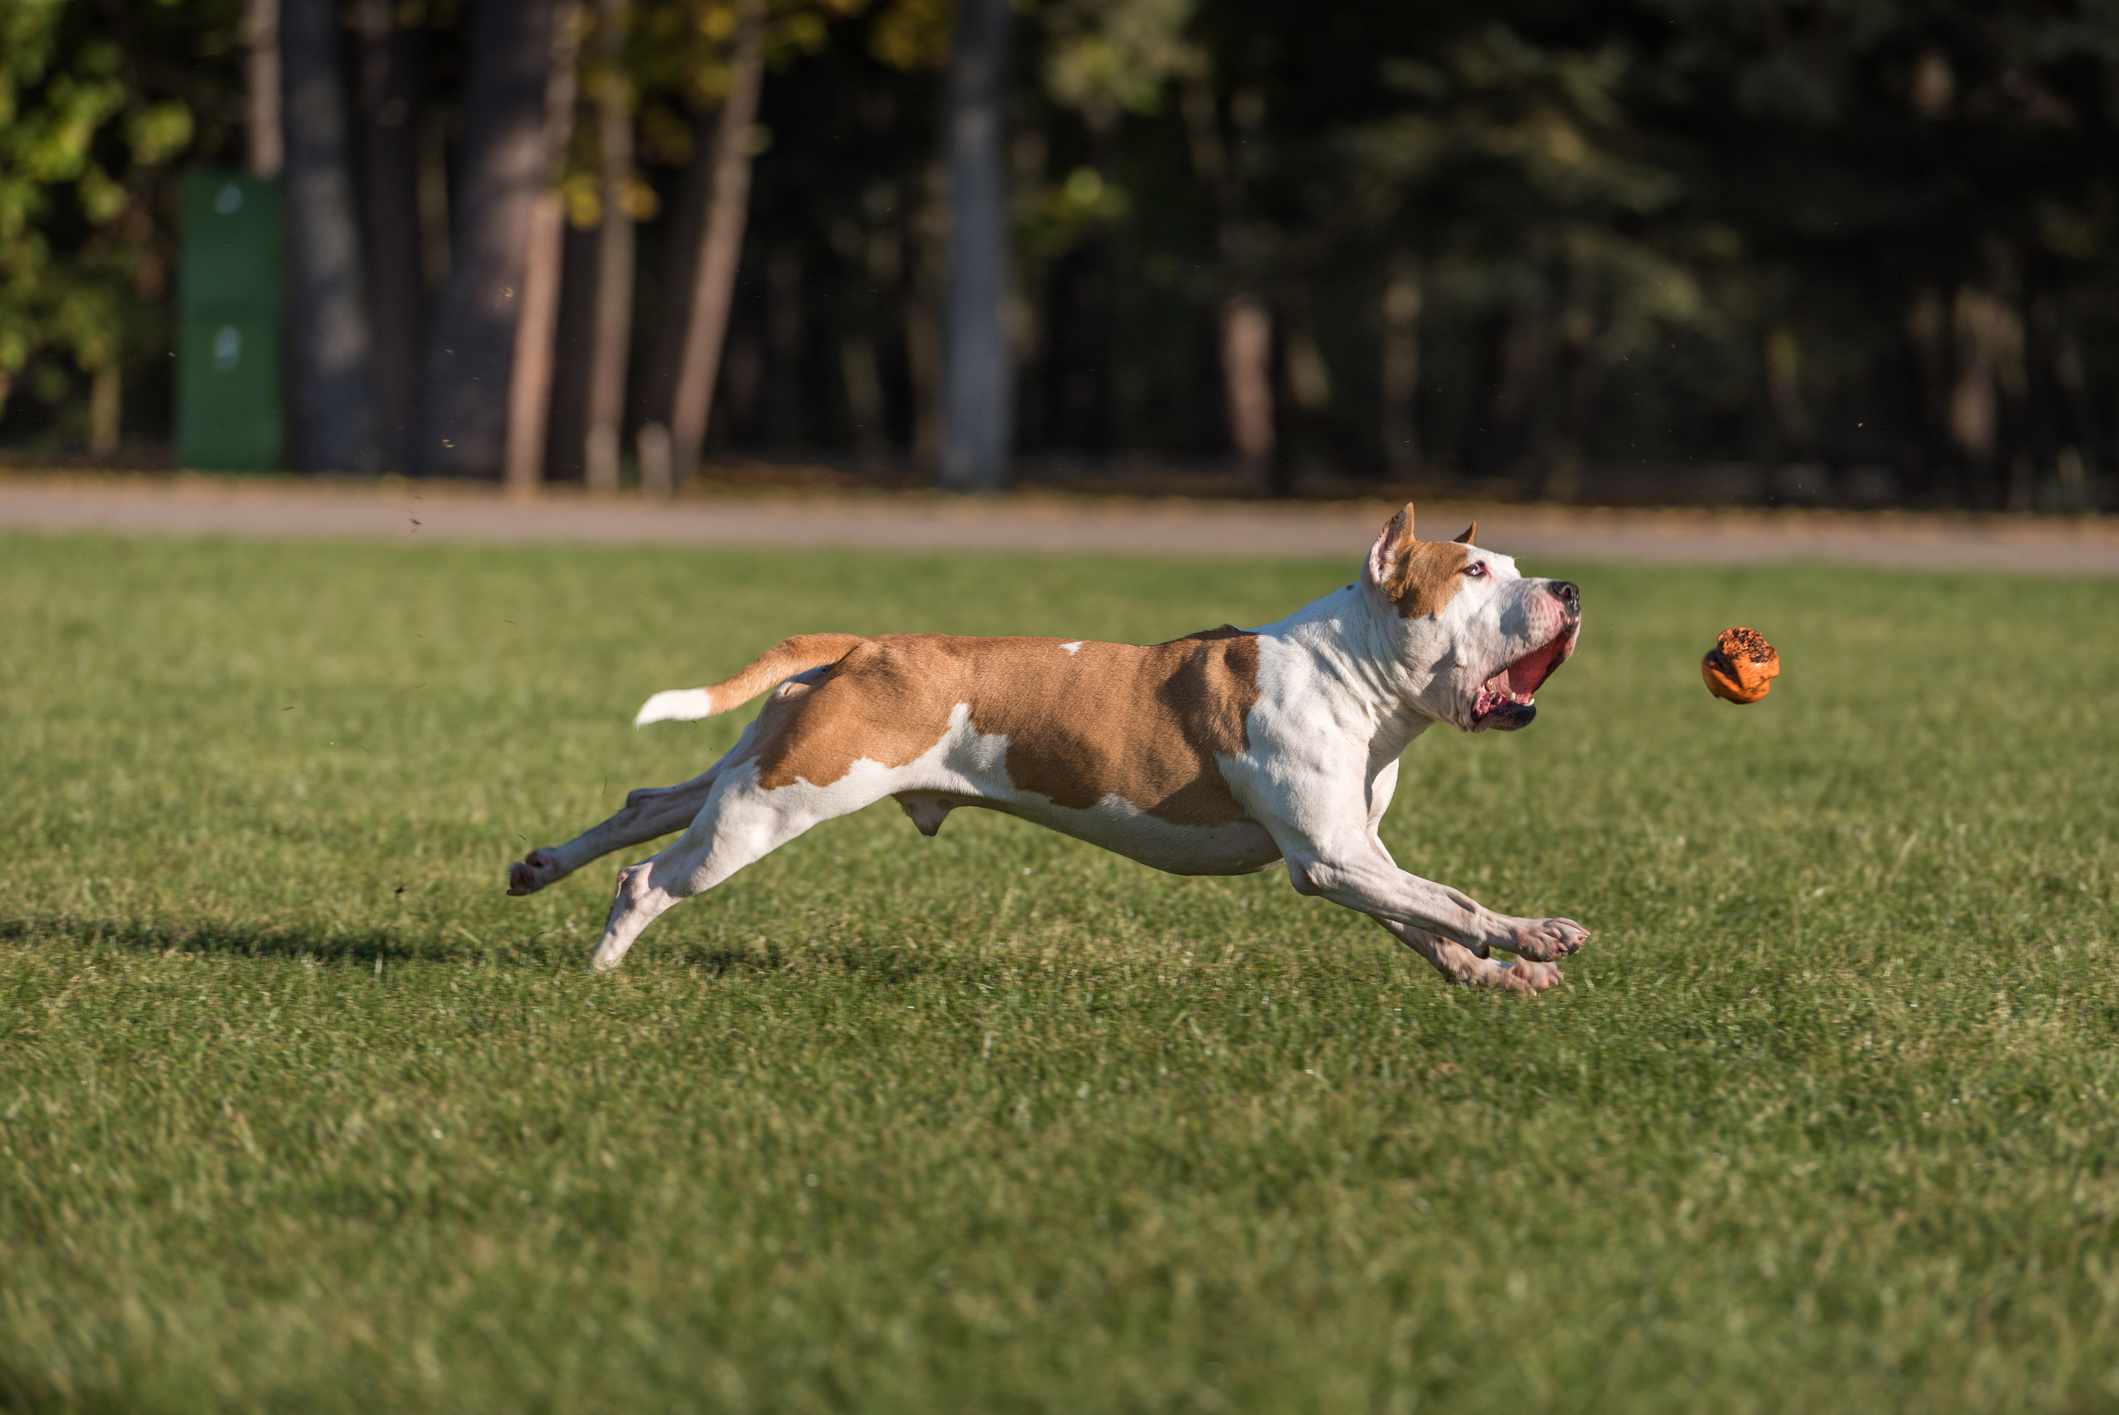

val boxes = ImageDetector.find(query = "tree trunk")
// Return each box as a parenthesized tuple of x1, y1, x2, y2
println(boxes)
(1902, 286, 1951, 503)
(638, 113, 712, 439)
(1763, 325, 1810, 459)
(939, 0, 1013, 490)
(1182, 76, 1280, 488)
(417, 112, 452, 291)
(89, 365, 121, 456)
(544, 222, 599, 480)
(245, 0, 282, 177)
(1536, 276, 1597, 502)
(584, 0, 633, 491)
(502, 1, 581, 495)
(1219, 293, 1273, 485)
(351, 0, 425, 471)
(1948, 286, 2004, 506)
(2044, 298, 2099, 512)
(1381, 252, 1422, 477)
(419, 0, 560, 477)
(1283, 294, 1331, 488)
(1490, 295, 1554, 476)
(281, 0, 377, 471)
(665, 0, 766, 488)
(904, 164, 946, 468)
(842, 184, 902, 466)
(839, 331, 888, 466)
(766, 247, 805, 448)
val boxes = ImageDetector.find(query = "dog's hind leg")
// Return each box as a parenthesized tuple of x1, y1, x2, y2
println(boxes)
(507, 709, 783, 896)
(1377, 919, 1561, 994)
(588, 764, 886, 972)
(506, 767, 721, 896)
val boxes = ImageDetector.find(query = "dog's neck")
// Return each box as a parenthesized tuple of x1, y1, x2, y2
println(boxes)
(1257, 582, 1438, 764)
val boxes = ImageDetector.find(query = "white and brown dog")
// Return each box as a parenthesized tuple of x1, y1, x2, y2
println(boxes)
(508, 504, 1587, 991)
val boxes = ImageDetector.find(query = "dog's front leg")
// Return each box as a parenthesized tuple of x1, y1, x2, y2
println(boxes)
(1280, 834, 1589, 970)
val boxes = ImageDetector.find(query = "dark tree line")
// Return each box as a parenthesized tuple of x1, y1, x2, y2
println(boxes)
(2, 0, 2115, 509)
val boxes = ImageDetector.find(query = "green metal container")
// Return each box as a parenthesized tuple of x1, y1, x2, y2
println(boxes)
(176, 171, 284, 470)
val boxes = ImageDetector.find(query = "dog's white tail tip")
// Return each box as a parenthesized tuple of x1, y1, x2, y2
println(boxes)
(634, 688, 713, 727)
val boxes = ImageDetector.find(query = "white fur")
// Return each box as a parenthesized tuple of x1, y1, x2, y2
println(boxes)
(633, 687, 714, 726)
(512, 521, 1586, 992)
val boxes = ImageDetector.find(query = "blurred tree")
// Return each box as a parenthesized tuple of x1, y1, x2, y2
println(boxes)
(281, 0, 378, 471)
(0, 0, 238, 449)
(662, 0, 766, 488)
(2, 0, 2114, 508)
(503, 1, 582, 492)
(1589, 0, 2119, 507)
(1344, 19, 1695, 492)
(939, 0, 1013, 489)
(419, 0, 563, 476)
(350, 0, 428, 471)
(245, 0, 281, 177)
(583, 0, 635, 490)
(627, 0, 817, 490)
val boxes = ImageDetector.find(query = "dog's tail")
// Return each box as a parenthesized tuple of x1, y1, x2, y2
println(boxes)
(633, 633, 867, 727)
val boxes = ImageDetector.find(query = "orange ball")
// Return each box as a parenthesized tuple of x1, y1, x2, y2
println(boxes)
(1703, 626, 1780, 704)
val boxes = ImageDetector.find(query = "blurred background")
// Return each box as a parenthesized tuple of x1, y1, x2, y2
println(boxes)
(2, 0, 2116, 511)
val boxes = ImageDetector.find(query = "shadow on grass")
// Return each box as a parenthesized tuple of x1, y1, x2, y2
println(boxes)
(0, 915, 530, 967)
(0, 1356, 163, 1415)
(0, 916, 941, 982)
(674, 940, 937, 985)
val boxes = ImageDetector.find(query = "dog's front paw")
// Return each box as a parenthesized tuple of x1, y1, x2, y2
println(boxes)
(506, 848, 566, 896)
(1501, 916, 1588, 962)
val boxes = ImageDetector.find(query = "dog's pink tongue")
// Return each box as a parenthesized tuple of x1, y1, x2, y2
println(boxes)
(1506, 638, 1562, 696)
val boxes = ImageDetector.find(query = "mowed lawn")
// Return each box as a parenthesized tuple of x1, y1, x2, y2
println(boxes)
(2, 530, 2116, 1414)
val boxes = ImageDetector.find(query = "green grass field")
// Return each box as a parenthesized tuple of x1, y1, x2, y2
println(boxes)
(3, 531, 2116, 1413)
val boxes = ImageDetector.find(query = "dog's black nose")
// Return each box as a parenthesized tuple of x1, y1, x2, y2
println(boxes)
(1551, 580, 1580, 615)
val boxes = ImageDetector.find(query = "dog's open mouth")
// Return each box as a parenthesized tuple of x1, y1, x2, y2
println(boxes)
(1469, 622, 1579, 731)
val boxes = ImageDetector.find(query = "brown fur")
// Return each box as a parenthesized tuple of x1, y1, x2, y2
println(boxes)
(699, 633, 868, 714)
(750, 627, 1262, 824)
(1369, 505, 1472, 618)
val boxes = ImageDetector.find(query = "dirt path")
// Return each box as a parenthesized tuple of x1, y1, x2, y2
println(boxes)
(4, 473, 2115, 575)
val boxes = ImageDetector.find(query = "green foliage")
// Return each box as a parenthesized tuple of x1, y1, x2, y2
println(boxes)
(2, 0, 2115, 502)
(2, 534, 2117, 1409)
(1042, 0, 1200, 128)
(0, 0, 241, 434)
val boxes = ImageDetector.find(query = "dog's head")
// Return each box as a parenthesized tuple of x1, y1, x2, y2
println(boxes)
(1360, 503, 1581, 732)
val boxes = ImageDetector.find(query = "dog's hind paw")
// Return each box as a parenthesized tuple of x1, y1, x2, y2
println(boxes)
(1502, 916, 1589, 962)
(1495, 958, 1562, 993)
(507, 849, 565, 896)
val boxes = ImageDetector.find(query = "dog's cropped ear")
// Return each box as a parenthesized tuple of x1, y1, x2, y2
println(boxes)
(1363, 502, 1419, 597)
(1453, 521, 1478, 545)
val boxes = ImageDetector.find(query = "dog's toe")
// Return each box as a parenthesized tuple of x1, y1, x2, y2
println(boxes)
(1507, 916, 1588, 961)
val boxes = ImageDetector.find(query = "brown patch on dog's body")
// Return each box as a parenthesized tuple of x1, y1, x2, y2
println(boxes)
(702, 633, 868, 712)
(1366, 505, 1471, 618)
(751, 627, 1262, 824)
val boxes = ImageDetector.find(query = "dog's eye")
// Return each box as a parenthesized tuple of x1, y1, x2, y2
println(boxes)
(1463, 562, 1487, 578)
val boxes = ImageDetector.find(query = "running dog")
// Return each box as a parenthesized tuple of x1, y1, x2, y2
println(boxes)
(507, 504, 1586, 991)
